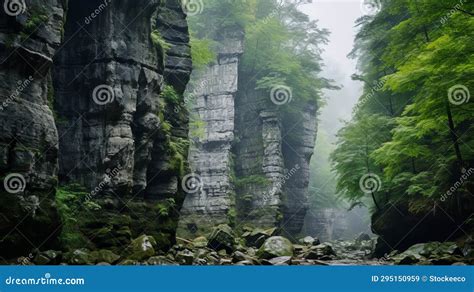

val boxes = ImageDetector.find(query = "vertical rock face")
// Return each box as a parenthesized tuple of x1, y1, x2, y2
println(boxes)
(280, 102, 317, 236)
(234, 89, 317, 237)
(53, 0, 191, 251)
(179, 31, 318, 239)
(233, 90, 286, 230)
(0, 0, 67, 256)
(54, 0, 163, 192)
(177, 30, 244, 238)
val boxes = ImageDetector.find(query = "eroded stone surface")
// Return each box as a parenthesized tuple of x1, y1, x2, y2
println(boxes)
(177, 28, 244, 237)
(0, 0, 67, 257)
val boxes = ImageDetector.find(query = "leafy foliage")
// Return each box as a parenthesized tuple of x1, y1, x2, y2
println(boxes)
(332, 0, 474, 217)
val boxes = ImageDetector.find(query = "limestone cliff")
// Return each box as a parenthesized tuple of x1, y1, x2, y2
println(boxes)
(178, 29, 244, 237)
(0, 0, 67, 256)
(0, 0, 192, 258)
(234, 84, 317, 237)
(53, 0, 192, 251)
(178, 29, 318, 239)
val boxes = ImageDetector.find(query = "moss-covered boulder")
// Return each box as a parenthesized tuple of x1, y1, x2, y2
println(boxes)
(34, 250, 62, 265)
(90, 250, 120, 265)
(147, 256, 177, 265)
(304, 243, 336, 260)
(192, 236, 208, 248)
(257, 236, 294, 259)
(391, 242, 464, 265)
(207, 224, 235, 253)
(123, 235, 157, 261)
(299, 236, 320, 246)
(243, 228, 276, 248)
(176, 249, 195, 265)
(63, 249, 94, 265)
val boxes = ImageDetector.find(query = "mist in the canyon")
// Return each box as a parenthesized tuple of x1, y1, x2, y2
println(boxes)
(300, 1, 372, 241)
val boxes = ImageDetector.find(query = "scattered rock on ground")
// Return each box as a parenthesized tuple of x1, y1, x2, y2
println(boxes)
(123, 235, 157, 261)
(300, 236, 320, 246)
(390, 242, 466, 265)
(257, 236, 294, 259)
(268, 256, 292, 265)
(207, 224, 236, 253)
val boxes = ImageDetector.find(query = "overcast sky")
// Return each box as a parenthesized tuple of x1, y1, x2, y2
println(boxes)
(300, 0, 364, 139)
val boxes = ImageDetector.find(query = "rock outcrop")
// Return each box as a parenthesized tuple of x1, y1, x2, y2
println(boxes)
(178, 28, 318, 239)
(233, 87, 317, 236)
(177, 28, 244, 237)
(0, 0, 67, 257)
(0, 0, 192, 260)
(53, 0, 192, 251)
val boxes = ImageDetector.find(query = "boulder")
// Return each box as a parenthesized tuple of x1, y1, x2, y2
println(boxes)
(176, 250, 195, 265)
(257, 236, 294, 259)
(192, 236, 208, 248)
(33, 250, 62, 265)
(391, 242, 464, 265)
(63, 249, 94, 265)
(243, 227, 278, 248)
(34, 254, 51, 265)
(123, 235, 157, 261)
(356, 233, 371, 242)
(89, 250, 120, 265)
(300, 236, 320, 246)
(119, 260, 140, 265)
(232, 251, 258, 264)
(268, 256, 292, 265)
(304, 244, 336, 260)
(207, 224, 235, 253)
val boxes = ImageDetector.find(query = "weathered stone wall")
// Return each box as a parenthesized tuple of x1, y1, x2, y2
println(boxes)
(178, 30, 318, 240)
(52, 0, 191, 251)
(280, 101, 317, 236)
(234, 89, 317, 237)
(233, 88, 285, 230)
(0, 0, 67, 257)
(177, 30, 244, 238)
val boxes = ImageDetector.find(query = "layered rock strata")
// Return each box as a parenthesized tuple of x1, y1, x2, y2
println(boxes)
(0, 0, 67, 256)
(177, 30, 244, 237)
(52, 0, 191, 251)
(179, 31, 318, 239)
